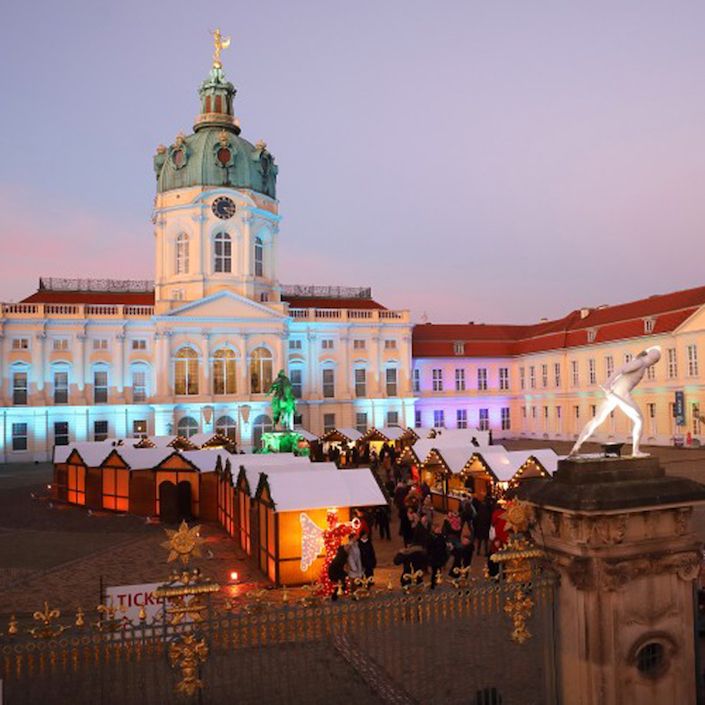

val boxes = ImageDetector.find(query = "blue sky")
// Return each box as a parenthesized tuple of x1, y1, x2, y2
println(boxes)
(1, 0, 704, 322)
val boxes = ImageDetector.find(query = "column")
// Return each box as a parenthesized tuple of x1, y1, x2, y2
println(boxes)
(307, 332, 318, 399)
(339, 333, 350, 399)
(75, 332, 86, 403)
(519, 456, 705, 705)
(240, 334, 250, 399)
(371, 334, 382, 396)
(115, 330, 126, 400)
(34, 330, 47, 402)
(201, 329, 211, 397)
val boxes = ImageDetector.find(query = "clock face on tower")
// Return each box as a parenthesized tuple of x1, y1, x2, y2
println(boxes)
(212, 196, 237, 220)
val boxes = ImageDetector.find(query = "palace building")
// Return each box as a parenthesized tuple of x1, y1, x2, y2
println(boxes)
(1, 52, 703, 462)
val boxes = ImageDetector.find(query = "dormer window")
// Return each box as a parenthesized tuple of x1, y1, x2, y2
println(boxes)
(454, 341, 465, 355)
(644, 318, 655, 334)
(587, 329, 597, 343)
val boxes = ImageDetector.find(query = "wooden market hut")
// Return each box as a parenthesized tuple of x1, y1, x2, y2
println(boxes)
(360, 426, 418, 453)
(188, 432, 236, 452)
(252, 467, 385, 586)
(132, 435, 178, 449)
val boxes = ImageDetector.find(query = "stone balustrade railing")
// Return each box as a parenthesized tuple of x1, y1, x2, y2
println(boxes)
(1, 303, 156, 319)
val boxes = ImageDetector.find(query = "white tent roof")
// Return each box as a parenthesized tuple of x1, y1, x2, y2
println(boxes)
(181, 449, 228, 472)
(138, 435, 176, 448)
(54, 440, 116, 466)
(109, 447, 178, 469)
(187, 432, 232, 447)
(420, 429, 491, 445)
(294, 429, 319, 441)
(263, 467, 385, 512)
(372, 426, 413, 441)
(473, 448, 559, 482)
(237, 460, 336, 497)
(324, 427, 363, 442)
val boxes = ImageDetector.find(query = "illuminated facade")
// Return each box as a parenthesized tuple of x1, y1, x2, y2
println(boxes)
(1, 52, 703, 462)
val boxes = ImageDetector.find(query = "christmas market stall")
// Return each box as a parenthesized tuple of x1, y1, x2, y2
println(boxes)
(360, 426, 419, 454)
(318, 427, 364, 464)
(132, 435, 178, 449)
(187, 432, 236, 452)
(251, 467, 385, 585)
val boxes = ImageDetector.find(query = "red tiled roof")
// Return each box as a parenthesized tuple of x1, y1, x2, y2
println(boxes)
(21, 290, 155, 305)
(20, 289, 387, 310)
(413, 285, 705, 358)
(281, 296, 386, 310)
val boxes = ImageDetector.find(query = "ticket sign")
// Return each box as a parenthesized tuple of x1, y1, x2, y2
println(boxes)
(674, 391, 686, 426)
(104, 582, 164, 624)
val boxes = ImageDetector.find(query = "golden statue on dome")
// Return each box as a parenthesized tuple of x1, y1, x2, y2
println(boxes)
(211, 28, 231, 69)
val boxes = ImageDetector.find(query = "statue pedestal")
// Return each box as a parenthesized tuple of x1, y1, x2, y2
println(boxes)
(260, 431, 308, 455)
(518, 456, 705, 705)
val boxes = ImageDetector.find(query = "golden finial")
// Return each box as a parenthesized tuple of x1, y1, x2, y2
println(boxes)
(7, 614, 18, 636)
(138, 606, 147, 622)
(211, 28, 231, 69)
(161, 520, 204, 566)
(218, 129, 229, 147)
(75, 607, 85, 628)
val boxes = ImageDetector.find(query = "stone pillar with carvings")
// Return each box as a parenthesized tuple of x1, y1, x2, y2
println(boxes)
(519, 456, 705, 705)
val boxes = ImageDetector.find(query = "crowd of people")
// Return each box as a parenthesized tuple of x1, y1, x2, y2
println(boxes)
(326, 465, 512, 597)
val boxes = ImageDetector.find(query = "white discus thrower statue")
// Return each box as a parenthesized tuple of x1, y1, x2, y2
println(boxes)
(569, 346, 661, 458)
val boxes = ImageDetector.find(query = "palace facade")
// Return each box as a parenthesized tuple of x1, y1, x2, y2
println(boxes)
(1, 54, 703, 462)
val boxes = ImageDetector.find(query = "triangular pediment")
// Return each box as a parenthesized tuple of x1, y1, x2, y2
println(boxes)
(675, 304, 705, 335)
(164, 291, 286, 320)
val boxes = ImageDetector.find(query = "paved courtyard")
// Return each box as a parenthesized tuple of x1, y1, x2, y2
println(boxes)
(1, 442, 704, 622)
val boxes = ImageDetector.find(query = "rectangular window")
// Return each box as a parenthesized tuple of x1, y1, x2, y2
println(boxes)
(644, 319, 655, 334)
(455, 368, 465, 391)
(499, 367, 509, 390)
(692, 403, 701, 435)
(556, 405, 562, 419)
(570, 360, 579, 386)
(477, 368, 488, 391)
(624, 353, 633, 364)
(541, 364, 548, 388)
(12, 423, 27, 451)
(354, 368, 366, 398)
(355, 412, 368, 433)
(94, 370, 108, 404)
(553, 362, 561, 387)
(321, 339, 334, 350)
(588, 359, 596, 385)
(456, 409, 467, 429)
(12, 338, 29, 350)
(132, 420, 147, 438)
(102, 467, 129, 512)
(132, 369, 147, 402)
(433, 409, 445, 428)
(590, 404, 596, 418)
(646, 363, 656, 381)
(529, 366, 536, 389)
(93, 339, 108, 351)
(322, 368, 335, 398)
(519, 367, 525, 390)
(131, 339, 147, 351)
(323, 413, 336, 433)
(384, 339, 397, 350)
(12, 372, 28, 405)
(605, 355, 614, 379)
(432, 369, 443, 392)
(574, 405, 580, 419)
(667, 348, 677, 378)
(531, 406, 536, 419)
(54, 422, 69, 446)
(687, 344, 699, 377)
(353, 339, 366, 350)
(501, 407, 510, 431)
(52, 338, 69, 352)
(478, 408, 489, 431)
(54, 370, 68, 404)
(414, 409, 422, 428)
(94, 420, 109, 442)
(454, 341, 465, 355)
(385, 368, 398, 396)
(289, 368, 302, 398)
(412, 368, 420, 392)
(288, 339, 302, 350)
(387, 410, 399, 425)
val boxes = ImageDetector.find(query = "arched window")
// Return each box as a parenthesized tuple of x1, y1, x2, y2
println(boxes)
(176, 233, 189, 274)
(214, 232, 232, 273)
(130, 362, 149, 402)
(212, 349, 237, 395)
(215, 415, 237, 440)
(174, 347, 199, 395)
(177, 416, 199, 438)
(254, 236, 264, 277)
(250, 347, 273, 394)
(252, 414, 273, 449)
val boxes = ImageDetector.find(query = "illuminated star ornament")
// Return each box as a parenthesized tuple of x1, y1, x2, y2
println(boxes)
(162, 520, 204, 565)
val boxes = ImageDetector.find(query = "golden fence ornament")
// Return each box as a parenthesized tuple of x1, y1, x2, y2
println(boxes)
(352, 576, 374, 600)
(450, 565, 472, 589)
(490, 499, 545, 645)
(169, 633, 209, 697)
(300, 583, 324, 608)
(401, 569, 425, 594)
(29, 602, 68, 639)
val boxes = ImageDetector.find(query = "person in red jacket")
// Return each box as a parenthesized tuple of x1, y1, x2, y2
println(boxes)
(488, 500, 509, 579)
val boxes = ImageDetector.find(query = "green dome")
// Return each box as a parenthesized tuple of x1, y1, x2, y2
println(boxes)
(153, 66, 277, 199)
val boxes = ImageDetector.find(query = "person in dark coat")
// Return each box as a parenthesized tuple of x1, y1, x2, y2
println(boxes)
(328, 544, 348, 601)
(375, 504, 391, 540)
(358, 531, 377, 578)
(473, 495, 493, 557)
(400, 507, 415, 547)
(460, 494, 477, 534)
(449, 536, 474, 578)
(393, 546, 427, 588)
(427, 524, 449, 589)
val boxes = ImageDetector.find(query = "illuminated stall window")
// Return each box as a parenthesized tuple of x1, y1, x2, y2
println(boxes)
(103, 468, 129, 511)
(67, 464, 86, 505)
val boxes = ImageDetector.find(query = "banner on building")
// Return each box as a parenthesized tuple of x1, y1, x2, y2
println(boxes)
(674, 391, 686, 426)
